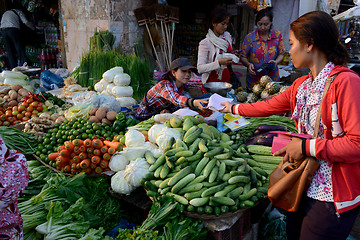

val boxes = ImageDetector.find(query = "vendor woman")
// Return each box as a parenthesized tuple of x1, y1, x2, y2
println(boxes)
(136, 58, 208, 120)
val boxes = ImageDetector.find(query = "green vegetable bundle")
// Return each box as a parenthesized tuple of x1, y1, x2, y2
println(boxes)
(0, 126, 38, 155)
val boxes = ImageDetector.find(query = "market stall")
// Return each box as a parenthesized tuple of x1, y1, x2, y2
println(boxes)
(0, 24, 299, 239)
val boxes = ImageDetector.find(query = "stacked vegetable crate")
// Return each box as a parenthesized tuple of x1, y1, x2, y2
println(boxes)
(141, 115, 270, 219)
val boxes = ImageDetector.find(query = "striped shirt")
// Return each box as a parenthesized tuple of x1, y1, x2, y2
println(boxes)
(136, 79, 189, 120)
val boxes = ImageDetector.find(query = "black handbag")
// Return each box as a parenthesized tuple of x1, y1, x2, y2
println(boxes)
(228, 65, 240, 89)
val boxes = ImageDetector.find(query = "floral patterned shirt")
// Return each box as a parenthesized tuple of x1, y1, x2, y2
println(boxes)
(240, 29, 285, 88)
(292, 62, 335, 202)
(0, 137, 29, 240)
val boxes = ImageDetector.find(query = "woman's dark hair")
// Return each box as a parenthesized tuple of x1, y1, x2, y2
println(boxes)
(290, 11, 349, 65)
(161, 69, 177, 81)
(255, 7, 273, 24)
(209, 8, 230, 30)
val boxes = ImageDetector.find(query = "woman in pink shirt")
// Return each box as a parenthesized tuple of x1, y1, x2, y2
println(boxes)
(0, 137, 29, 239)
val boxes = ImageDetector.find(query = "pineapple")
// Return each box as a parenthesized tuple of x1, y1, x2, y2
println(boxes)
(236, 91, 249, 103)
(252, 83, 263, 96)
(259, 75, 272, 88)
(261, 90, 271, 100)
(265, 81, 281, 94)
(279, 85, 290, 93)
(247, 93, 258, 103)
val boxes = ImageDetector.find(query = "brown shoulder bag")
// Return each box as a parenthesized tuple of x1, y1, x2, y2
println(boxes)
(267, 74, 336, 212)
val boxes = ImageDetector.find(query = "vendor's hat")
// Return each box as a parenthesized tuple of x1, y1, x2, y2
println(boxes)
(170, 58, 198, 74)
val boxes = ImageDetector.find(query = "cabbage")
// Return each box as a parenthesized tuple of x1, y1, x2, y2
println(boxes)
(125, 129, 145, 147)
(102, 66, 123, 82)
(113, 73, 131, 86)
(116, 97, 137, 107)
(124, 158, 150, 187)
(111, 170, 134, 195)
(156, 127, 181, 150)
(122, 147, 147, 161)
(109, 152, 129, 172)
(94, 81, 104, 92)
(148, 124, 167, 143)
(143, 141, 162, 156)
(112, 86, 133, 97)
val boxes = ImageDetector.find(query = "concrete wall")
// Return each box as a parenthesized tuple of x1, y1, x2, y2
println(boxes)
(60, 0, 142, 71)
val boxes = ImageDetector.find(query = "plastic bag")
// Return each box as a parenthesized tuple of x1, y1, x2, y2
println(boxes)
(40, 70, 65, 90)
(98, 94, 121, 113)
(65, 104, 93, 121)
(73, 91, 100, 106)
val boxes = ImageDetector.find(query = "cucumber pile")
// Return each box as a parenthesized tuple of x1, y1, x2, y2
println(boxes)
(141, 116, 270, 216)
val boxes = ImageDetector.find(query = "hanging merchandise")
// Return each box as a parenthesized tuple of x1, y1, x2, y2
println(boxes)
(246, 0, 272, 11)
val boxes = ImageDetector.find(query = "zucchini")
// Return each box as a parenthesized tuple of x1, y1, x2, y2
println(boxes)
(159, 187, 170, 195)
(160, 164, 170, 179)
(195, 157, 210, 176)
(192, 175, 206, 184)
(221, 205, 229, 214)
(217, 162, 226, 181)
(204, 206, 213, 214)
(221, 159, 243, 167)
(168, 166, 193, 186)
(252, 154, 283, 164)
(184, 128, 203, 144)
(253, 166, 269, 177)
(202, 158, 217, 178)
(203, 181, 220, 188)
(201, 183, 226, 197)
(187, 205, 195, 212)
(222, 173, 231, 182)
(204, 147, 224, 158)
(227, 186, 244, 199)
(247, 145, 272, 156)
(189, 197, 209, 207)
(175, 150, 193, 158)
(154, 165, 163, 178)
(196, 206, 205, 214)
(182, 118, 194, 132)
(186, 188, 206, 200)
(198, 139, 208, 152)
(246, 158, 260, 167)
(244, 200, 255, 207)
(249, 168, 258, 188)
(238, 188, 257, 201)
(178, 183, 203, 195)
(188, 138, 201, 153)
(149, 154, 166, 172)
(228, 175, 250, 184)
(159, 178, 171, 189)
(211, 196, 236, 206)
(187, 150, 203, 161)
(175, 156, 187, 165)
(171, 173, 196, 193)
(168, 193, 189, 205)
(214, 184, 237, 197)
(145, 151, 156, 164)
(166, 147, 185, 157)
(208, 166, 219, 183)
(214, 152, 232, 160)
(214, 206, 221, 216)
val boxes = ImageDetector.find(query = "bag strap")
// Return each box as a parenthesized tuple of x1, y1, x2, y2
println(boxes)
(313, 73, 338, 138)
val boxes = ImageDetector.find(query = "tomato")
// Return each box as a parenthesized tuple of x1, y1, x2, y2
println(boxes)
(17, 113, 24, 120)
(30, 101, 39, 108)
(18, 105, 26, 112)
(22, 102, 29, 107)
(24, 111, 32, 118)
(12, 110, 19, 116)
(2, 121, 10, 126)
(12, 106, 18, 112)
(27, 106, 34, 112)
(27, 97, 34, 103)
(22, 116, 29, 122)
(36, 106, 43, 112)
(8, 117, 16, 123)
(0, 114, 6, 121)
(31, 114, 37, 118)
(5, 110, 12, 117)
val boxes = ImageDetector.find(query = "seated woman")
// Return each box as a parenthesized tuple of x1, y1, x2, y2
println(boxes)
(136, 58, 208, 120)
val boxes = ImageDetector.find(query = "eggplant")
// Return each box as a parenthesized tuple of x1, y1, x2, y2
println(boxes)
(254, 124, 287, 135)
(245, 132, 277, 146)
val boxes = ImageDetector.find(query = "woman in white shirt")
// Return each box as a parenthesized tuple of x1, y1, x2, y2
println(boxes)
(197, 8, 238, 85)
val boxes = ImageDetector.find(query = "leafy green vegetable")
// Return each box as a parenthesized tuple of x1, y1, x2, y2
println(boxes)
(162, 216, 207, 240)
(0, 126, 38, 154)
(115, 228, 162, 240)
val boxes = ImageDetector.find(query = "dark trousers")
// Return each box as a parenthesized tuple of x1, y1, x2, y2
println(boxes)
(286, 196, 360, 240)
(2, 28, 26, 69)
